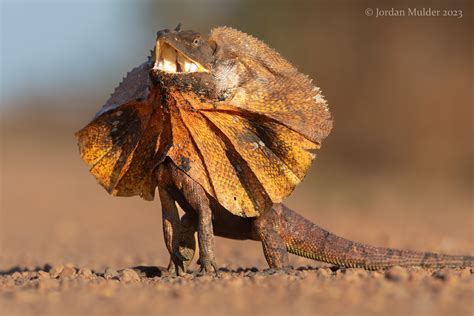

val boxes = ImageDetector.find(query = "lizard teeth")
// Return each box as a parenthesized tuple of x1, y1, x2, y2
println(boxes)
(177, 55, 199, 73)
(188, 63, 198, 72)
(177, 53, 196, 72)
(154, 41, 208, 74)
(162, 59, 177, 73)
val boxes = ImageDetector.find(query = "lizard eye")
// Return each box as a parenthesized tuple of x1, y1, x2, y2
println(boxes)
(192, 38, 200, 46)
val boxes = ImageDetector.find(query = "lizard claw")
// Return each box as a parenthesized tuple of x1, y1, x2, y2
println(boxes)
(167, 243, 196, 276)
(167, 255, 186, 276)
(197, 258, 219, 276)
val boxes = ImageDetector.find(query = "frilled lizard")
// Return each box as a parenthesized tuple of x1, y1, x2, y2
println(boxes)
(76, 25, 473, 274)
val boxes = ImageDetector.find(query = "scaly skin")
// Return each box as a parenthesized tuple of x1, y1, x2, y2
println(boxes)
(76, 25, 473, 274)
(275, 204, 473, 269)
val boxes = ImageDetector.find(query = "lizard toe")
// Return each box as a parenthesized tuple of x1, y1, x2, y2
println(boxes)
(197, 259, 219, 276)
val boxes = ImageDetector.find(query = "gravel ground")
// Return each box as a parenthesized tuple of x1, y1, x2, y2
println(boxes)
(1, 264, 473, 316)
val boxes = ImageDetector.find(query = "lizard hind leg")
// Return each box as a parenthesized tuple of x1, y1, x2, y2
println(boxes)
(252, 208, 291, 270)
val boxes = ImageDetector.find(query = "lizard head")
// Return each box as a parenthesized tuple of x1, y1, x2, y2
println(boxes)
(153, 25, 216, 74)
(149, 25, 257, 102)
(151, 25, 218, 94)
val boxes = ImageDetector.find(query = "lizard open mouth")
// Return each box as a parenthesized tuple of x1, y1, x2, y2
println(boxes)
(153, 41, 209, 74)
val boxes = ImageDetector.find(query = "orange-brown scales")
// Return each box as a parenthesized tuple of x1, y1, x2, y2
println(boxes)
(77, 25, 332, 218)
(77, 26, 473, 272)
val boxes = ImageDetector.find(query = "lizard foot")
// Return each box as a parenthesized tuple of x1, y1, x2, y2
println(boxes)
(167, 252, 189, 276)
(167, 241, 197, 276)
(197, 258, 219, 276)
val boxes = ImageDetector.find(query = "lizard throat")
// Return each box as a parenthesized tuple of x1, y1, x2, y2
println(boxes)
(153, 41, 209, 74)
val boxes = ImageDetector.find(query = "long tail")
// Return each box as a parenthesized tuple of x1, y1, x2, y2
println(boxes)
(274, 204, 473, 270)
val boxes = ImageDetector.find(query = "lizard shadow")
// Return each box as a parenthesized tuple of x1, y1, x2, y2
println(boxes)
(130, 265, 166, 278)
(0, 264, 52, 276)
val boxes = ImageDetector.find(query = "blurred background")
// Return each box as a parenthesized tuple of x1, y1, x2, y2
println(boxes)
(1, 0, 472, 270)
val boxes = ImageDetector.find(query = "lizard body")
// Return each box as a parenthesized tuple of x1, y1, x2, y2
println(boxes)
(77, 25, 473, 274)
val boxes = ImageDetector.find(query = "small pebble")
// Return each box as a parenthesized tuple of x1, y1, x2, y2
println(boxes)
(345, 269, 368, 281)
(38, 271, 50, 279)
(59, 266, 77, 279)
(78, 268, 93, 279)
(119, 269, 141, 282)
(409, 268, 430, 281)
(219, 273, 233, 281)
(335, 269, 346, 278)
(50, 265, 64, 279)
(385, 266, 409, 282)
(370, 271, 384, 279)
(104, 268, 119, 280)
(182, 273, 194, 280)
(317, 268, 332, 278)
(249, 274, 265, 282)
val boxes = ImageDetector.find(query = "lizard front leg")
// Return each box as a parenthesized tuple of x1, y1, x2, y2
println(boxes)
(166, 212, 197, 274)
(156, 164, 189, 276)
(158, 184, 188, 276)
(167, 162, 218, 274)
